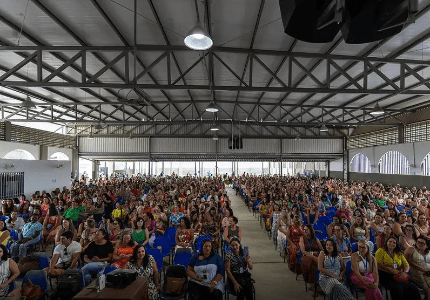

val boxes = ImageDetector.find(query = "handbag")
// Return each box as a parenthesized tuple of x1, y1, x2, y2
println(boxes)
(22, 279, 42, 300)
(393, 272, 410, 283)
(165, 277, 186, 295)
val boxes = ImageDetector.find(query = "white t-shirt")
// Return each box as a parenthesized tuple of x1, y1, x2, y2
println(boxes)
(53, 241, 82, 264)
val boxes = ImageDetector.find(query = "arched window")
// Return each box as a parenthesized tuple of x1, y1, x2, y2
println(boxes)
(421, 153, 430, 176)
(350, 153, 371, 173)
(378, 151, 410, 175)
(49, 152, 69, 161)
(3, 149, 36, 160)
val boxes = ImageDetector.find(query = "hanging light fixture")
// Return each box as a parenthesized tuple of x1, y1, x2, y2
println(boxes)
(295, 134, 301, 141)
(94, 123, 103, 130)
(320, 124, 328, 132)
(184, 0, 213, 50)
(370, 102, 384, 116)
(128, 132, 134, 140)
(210, 124, 219, 131)
(213, 134, 218, 141)
(206, 100, 218, 113)
(87, 125, 94, 139)
(22, 96, 36, 108)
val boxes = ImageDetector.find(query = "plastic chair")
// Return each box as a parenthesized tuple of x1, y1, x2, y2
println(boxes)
(161, 265, 188, 300)
(318, 216, 331, 226)
(225, 276, 256, 300)
(313, 221, 329, 241)
(9, 229, 18, 241)
(154, 235, 172, 263)
(146, 247, 164, 281)
(195, 235, 212, 253)
(350, 242, 358, 253)
(172, 251, 192, 269)
(166, 227, 178, 247)
(345, 260, 366, 299)
(22, 270, 48, 300)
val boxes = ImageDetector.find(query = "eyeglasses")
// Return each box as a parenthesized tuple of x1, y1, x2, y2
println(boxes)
(63, 248, 68, 255)
(113, 222, 119, 225)
(417, 241, 427, 246)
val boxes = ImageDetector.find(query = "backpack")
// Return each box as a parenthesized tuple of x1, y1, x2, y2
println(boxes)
(165, 277, 186, 295)
(51, 271, 81, 300)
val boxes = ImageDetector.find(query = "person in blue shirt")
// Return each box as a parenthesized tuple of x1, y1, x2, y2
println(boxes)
(187, 239, 224, 300)
(10, 214, 43, 260)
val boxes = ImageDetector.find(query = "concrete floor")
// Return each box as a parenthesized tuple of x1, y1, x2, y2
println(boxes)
(227, 187, 311, 300)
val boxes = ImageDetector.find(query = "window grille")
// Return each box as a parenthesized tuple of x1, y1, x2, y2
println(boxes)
(0, 172, 24, 199)
(350, 153, 371, 173)
(378, 151, 410, 175)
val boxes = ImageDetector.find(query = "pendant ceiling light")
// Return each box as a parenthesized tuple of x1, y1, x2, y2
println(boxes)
(213, 134, 218, 141)
(370, 102, 384, 116)
(94, 123, 104, 130)
(184, 22, 213, 50)
(184, 0, 213, 50)
(87, 132, 94, 139)
(206, 100, 218, 113)
(320, 124, 329, 132)
(210, 124, 219, 131)
(22, 96, 36, 108)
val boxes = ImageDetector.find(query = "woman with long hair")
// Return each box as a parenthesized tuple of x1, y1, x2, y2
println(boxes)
(276, 208, 289, 256)
(399, 224, 418, 251)
(375, 236, 421, 300)
(112, 231, 138, 269)
(318, 239, 355, 300)
(350, 240, 383, 300)
(299, 224, 323, 297)
(225, 237, 253, 300)
(42, 203, 62, 248)
(175, 216, 194, 254)
(286, 213, 304, 273)
(126, 244, 160, 300)
(376, 224, 393, 250)
(414, 213, 429, 239)
(405, 236, 430, 299)
(132, 217, 149, 246)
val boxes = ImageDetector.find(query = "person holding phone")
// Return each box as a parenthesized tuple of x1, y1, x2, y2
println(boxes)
(225, 237, 254, 300)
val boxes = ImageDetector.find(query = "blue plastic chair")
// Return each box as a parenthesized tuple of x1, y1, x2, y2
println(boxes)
(318, 216, 331, 226)
(9, 229, 18, 241)
(195, 235, 212, 253)
(166, 227, 178, 247)
(146, 247, 164, 280)
(345, 260, 366, 298)
(350, 242, 358, 253)
(173, 251, 192, 269)
(313, 221, 329, 241)
(22, 270, 48, 299)
(154, 235, 172, 263)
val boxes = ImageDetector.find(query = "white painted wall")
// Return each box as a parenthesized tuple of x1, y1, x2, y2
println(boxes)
(0, 141, 40, 160)
(47, 147, 73, 160)
(0, 158, 71, 197)
(348, 141, 430, 175)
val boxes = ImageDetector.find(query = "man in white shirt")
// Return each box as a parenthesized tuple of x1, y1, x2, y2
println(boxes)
(45, 231, 81, 276)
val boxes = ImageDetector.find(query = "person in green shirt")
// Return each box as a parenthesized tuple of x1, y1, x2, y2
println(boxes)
(62, 200, 85, 224)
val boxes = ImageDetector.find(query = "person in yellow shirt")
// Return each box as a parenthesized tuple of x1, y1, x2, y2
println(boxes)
(111, 202, 125, 220)
(375, 236, 420, 300)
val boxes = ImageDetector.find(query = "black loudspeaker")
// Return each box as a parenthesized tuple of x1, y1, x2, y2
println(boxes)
(228, 138, 243, 150)
(279, 0, 343, 43)
(342, 0, 410, 44)
(228, 138, 233, 149)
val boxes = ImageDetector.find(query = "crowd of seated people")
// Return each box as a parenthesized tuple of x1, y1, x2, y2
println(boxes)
(0, 174, 256, 300)
(236, 175, 430, 300)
